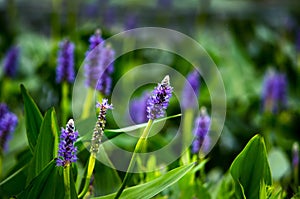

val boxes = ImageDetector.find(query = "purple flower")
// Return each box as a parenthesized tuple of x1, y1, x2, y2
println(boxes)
(124, 14, 137, 31)
(56, 119, 78, 167)
(87, 29, 104, 51)
(192, 107, 211, 154)
(261, 69, 287, 113)
(129, 92, 149, 124)
(293, 142, 299, 169)
(3, 46, 19, 78)
(56, 40, 75, 83)
(84, 30, 115, 95)
(147, 75, 173, 120)
(90, 99, 113, 154)
(0, 103, 18, 151)
(182, 70, 200, 110)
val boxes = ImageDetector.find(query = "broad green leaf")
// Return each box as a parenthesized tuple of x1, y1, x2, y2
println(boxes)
(230, 134, 272, 199)
(93, 147, 122, 196)
(92, 162, 195, 199)
(26, 108, 60, 184)
(0, 166, 28, 197)
(19, 160, 77, 199)
(20, 84, 43, 153)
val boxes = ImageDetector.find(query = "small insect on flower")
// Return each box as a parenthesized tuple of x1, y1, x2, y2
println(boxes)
(147, 75, 173, 120)
(56, 119, 78, 167)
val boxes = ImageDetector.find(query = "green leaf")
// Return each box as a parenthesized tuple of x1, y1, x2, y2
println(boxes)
(176, 160, 207, 198)
(77, 114, 182, 143)
(230, 134, 272, 199)
(20, 84, 43, 153)
(26, 108, 60, 184)
(19, 160, 78, 199)
(106, 114, 182, 133)
(0, 166, 28, 197)
(93, 157, 122, 196)
(92, 162, 195, 199)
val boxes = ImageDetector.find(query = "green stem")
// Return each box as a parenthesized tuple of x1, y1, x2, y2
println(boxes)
(78, 154, 96, 198)
(61, 82, 69, 125)
(64, 165, 71, 199)
(82, 88, 94, 119)
(114, 119, 154, 199)
(294, 165, 299, 190)
(181, 109, 194, 164)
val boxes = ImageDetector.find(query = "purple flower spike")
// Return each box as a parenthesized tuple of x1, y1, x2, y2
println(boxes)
(3, 46, 19, 78)
(0, 103, 18, 151)
(192, 107, 211, 154)
(182, 70, 200, 110)
(84, 30, 115, 95)
(147, 75, 173, 120)
(261, 69, 287, 113)
(56, 119, 78, 167)
(293, 142, 299, 169)
(90, 99, 113, 154)
(88, 29, 104, 51)
(129, 92, 149, 124)
(56, 40, 75, 83)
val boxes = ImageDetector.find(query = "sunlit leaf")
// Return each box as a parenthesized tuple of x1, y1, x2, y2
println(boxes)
(26, 108, 59, 184)
(230, 134, 272, 199)
(92, 162, 194, 199)
(20, 84, 43, 153)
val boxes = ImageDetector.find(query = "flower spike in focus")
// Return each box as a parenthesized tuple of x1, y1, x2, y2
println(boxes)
(56, 119, 78, 167)
(146, 75, 173, 120)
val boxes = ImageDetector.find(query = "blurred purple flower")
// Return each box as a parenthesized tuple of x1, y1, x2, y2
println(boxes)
(56, 40, 75, 83)
(124, 14, 137, 31)
(56, 119, 78, 167)
(3, 46, 19, 78)
(182, 70, 200, 110)
(147, 75, 173, 120)
(0, 103, 18, 151)
(84, 30, 115, 95)
(90, 99, 113, 154)
(293, 142, 299, 169)
(192, 107, 211, 154)
(129, 92, 149, 124)
(261, 69, 287, 113)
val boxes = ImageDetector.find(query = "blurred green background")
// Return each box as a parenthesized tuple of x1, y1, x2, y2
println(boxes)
(1, 0, 300, 196)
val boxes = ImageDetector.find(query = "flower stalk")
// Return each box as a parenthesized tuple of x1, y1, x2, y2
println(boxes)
(115, 75, 172, 199)
(79, 99, 112, 198)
